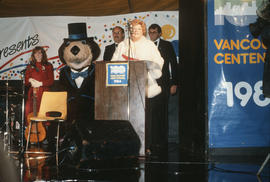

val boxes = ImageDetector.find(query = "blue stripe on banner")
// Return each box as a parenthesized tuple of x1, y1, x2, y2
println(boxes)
(0, 64, 28, 74)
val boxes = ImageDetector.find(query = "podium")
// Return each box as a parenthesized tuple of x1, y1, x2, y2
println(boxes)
(95, 61, 147, 155)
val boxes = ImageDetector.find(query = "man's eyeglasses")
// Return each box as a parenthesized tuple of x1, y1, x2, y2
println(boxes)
(149, 31, 159, 34)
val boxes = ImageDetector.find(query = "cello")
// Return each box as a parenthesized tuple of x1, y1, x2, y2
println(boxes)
(24, 87, 46, 143)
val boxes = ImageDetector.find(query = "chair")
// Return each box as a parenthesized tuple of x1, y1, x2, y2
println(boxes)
(25, 91, 67, 166)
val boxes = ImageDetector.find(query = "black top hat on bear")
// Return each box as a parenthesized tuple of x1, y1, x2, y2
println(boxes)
(66, 23, 88, 41)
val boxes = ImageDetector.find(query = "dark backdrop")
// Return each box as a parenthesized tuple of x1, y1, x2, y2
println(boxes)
(179, 0, 206, 161)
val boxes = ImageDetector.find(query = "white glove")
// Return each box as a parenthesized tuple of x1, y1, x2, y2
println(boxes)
(29, 78, 37, 87)
(29, 78, 34, 85)
(35, 80, 43, 87)
(29, 78, 42, 88)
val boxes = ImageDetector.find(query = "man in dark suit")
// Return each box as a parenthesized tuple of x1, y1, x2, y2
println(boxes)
(103, 26, 125, 61)
(147, 24, 178, 159)
(148, 24, 178, 95)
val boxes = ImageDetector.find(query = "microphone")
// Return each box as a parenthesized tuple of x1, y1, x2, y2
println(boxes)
(127, 21, 133, 33)
(126, 20, 132, 61)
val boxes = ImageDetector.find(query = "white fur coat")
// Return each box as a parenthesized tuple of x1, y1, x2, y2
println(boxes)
(111, 36, 164, 98)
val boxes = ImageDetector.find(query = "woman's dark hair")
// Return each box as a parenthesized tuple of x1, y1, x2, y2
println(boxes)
(30, 46, 48, 65)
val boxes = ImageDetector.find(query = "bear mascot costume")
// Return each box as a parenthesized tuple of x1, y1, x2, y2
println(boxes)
(57, 23, 140, 168)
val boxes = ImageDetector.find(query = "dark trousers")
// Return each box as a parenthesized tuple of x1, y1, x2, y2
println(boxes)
(146, 91, 168, 158)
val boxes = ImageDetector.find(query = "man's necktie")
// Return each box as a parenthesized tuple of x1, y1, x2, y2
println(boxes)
(71, 70, 88, 80)
(154, 41, 158, 46)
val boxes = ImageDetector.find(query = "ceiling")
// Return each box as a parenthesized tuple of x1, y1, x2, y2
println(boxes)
(0, 0, 179, 17)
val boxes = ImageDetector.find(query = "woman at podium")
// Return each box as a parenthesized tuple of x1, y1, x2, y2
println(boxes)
(111, 18, 164, 98)
(111, 19, 166, 158)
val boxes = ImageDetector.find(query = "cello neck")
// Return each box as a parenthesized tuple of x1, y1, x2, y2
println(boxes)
(33, 87, 38, 117)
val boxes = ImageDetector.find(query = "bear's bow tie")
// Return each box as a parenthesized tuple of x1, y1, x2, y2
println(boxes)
(71, 70, 88, 79)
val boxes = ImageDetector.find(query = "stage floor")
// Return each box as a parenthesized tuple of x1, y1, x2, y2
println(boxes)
(2, 142, 269, 182)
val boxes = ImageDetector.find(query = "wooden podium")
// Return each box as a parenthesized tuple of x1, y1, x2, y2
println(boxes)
(95, 61, 147, 155)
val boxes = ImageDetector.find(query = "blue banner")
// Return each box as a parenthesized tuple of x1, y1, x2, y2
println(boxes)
(208, 0, 270, 148)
